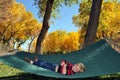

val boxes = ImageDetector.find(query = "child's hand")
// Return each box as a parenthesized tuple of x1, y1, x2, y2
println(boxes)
(64, 64, 67, 67)
(61, 63, 67, 75)
(60, 61, 66, 66)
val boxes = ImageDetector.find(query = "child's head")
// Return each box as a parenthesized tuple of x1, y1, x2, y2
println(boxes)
(72, 63, 85, 73)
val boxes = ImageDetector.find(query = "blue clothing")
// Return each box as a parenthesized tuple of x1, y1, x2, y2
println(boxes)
(33, 60, 57, 71)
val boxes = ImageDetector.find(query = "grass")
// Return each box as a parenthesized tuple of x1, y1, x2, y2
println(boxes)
(0, 62, 120, 80)
(0, 62, 23, 77)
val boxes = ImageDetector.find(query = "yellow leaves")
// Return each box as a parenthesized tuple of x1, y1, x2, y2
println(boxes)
(4, 32, 11, 40)
(63, 32, 79, 52)
(0, 0, 14, 22)
(41, 30, 80, 54)
(0, 0, 42, 50)
(102, 1, 115, 11)
(25, 19, 42, 37)
(98, 1, 120, 39)
(10, 3, 26, 18)
(31, 37, 37, 52)
(43, 31, 61, 53)
(73, 0, 120, 42)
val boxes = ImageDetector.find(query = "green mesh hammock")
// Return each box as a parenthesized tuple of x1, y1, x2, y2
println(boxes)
(0, 39, 120, 78)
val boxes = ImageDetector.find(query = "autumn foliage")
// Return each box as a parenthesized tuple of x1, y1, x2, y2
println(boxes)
(31, 30, 80, 54)
(73, 0, 120, 41)
(0, 0, 119, 54)
(0, 0, 42, 50)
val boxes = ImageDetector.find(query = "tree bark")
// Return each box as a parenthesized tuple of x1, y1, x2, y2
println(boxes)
(83, 0, 103, 47)
(28, 37, 36, 52)
(35, 0, 54, 54)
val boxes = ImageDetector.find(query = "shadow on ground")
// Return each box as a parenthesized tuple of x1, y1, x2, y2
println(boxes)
(0, 73, 120, 80)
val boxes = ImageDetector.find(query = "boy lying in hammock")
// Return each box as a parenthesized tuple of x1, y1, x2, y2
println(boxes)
(24, 56, 85, 75)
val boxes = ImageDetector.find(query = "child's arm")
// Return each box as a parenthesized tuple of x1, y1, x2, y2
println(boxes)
(58, 60, 68, 75)
(60, 60, 66, 66)
(61, 64, 67, 75)
(59, 60, 73, 75)
(60, 60, 73, 66)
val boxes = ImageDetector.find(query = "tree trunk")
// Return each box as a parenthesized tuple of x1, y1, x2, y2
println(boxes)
(35, 0, 54, 54)
(83, 0, 103, 47)
(28, 37, 35, 52)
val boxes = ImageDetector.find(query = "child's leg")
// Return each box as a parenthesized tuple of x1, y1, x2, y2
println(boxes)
(41, 61, 58, 71)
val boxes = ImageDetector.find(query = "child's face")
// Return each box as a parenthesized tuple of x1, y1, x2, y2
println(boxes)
(72, 64, 83, 73)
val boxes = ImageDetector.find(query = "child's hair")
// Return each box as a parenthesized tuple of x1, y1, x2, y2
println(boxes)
(77, 63, 85, 72)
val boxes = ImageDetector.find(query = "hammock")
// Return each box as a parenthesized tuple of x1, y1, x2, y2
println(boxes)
(0, 39, 120, 78)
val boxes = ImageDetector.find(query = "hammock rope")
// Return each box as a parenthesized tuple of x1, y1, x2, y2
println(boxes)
(104, 37, 120, 48)
(104, 37, 120, 53)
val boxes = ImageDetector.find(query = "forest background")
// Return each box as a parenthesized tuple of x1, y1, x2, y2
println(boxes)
(0, 0, 120, 54)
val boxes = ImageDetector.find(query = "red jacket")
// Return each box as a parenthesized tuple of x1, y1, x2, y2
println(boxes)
(58, 60, 75, 75)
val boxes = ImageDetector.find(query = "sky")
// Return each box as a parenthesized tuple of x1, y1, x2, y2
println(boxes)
(16, 0, 79, 33)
